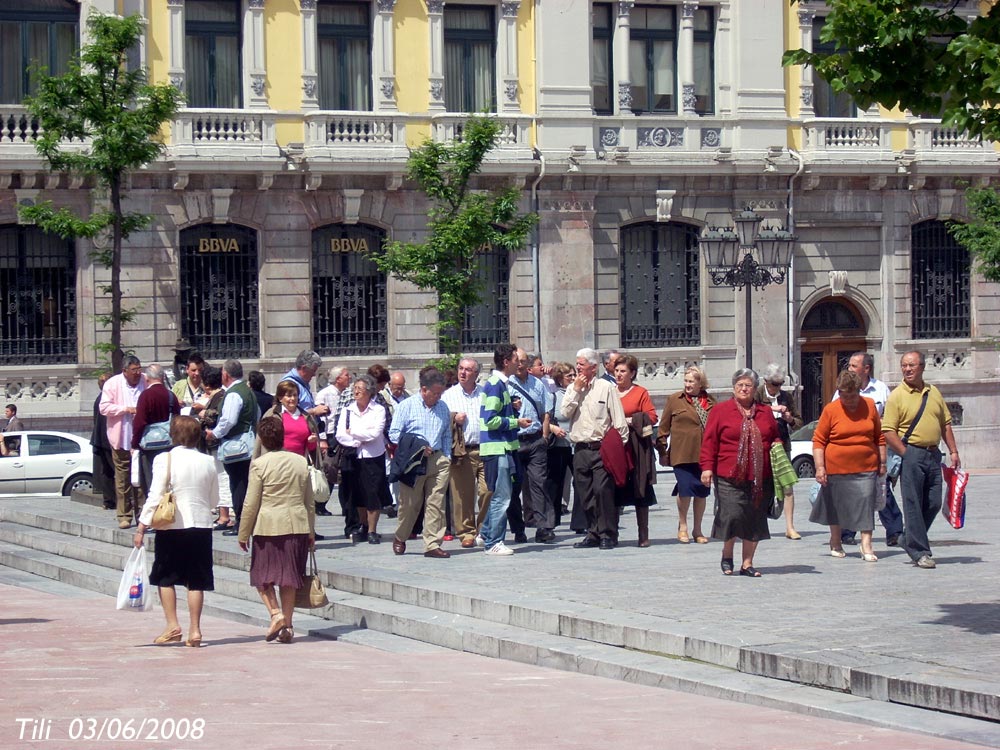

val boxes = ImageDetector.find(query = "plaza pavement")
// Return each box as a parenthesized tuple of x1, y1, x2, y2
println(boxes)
(0, 573, 987, 750)
(1, 471, 999, 746)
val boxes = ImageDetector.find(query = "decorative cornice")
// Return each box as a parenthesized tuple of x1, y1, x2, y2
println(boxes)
(376, 0, 397, 11)
(430, 79, 444, 102)
(682, 1, 698, 19)
(248, 0, 265, 8)
(617, 82, 632, 109)
(300, 0, 317, 9)
(427, 0, 445, 14)
(797, 8, 815, 26)
(166, 0, 184, 6)
(618, 1, 634, 16)
(504, 80, 518, 103)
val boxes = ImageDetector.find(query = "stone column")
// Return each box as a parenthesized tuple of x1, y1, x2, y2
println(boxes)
(300, 0, 319, 109)
(167, 0, 185, 92)
(427, 0, 446, 112)
(498, 1, 521, 114)
(246, 0, 268, 108)
(679, 1, 698, 115)
(614, 1, 634, 115)
(537, 192, 599, 360)
(797, 5, 816, 117)
(374, 0, 398, 111)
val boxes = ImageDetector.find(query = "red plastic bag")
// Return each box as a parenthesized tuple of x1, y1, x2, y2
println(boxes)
(940, 464, 969, 530)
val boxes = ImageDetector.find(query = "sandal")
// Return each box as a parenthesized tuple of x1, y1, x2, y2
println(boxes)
(677, 532, 691, 544)
(277, 626, 293, 644)
(693, 535, 709, 544)
(720, 557, 734, 575)
(265, 612, 285, 642)
(739, 566, 762, 578)
(862, 552, 878, 562)
(830, 548, 847, 558)
(153, 628, 182, 644)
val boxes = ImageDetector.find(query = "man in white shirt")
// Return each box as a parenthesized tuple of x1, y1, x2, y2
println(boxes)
(833, 351, 902, 546)
(442, 358, 488, 548)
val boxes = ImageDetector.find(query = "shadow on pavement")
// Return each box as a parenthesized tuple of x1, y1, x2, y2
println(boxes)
(760, 565, 820, 575)
(926, 602, 1000, 635)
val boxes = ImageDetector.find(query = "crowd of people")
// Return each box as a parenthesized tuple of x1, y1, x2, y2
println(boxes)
(98, 344, 960, 645)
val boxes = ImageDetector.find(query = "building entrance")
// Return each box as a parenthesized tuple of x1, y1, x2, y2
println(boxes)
(800, 298, 867, 424)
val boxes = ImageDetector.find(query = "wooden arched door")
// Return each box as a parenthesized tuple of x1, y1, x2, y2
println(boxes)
(800, 298, 867, 424)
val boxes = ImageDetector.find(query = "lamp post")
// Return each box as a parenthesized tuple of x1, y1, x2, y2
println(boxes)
(699, 209, 796, 370)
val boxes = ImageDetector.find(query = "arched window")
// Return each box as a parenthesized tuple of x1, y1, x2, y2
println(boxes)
(179, 224, 259, 358)
(312, 223, 387, 356)
(620, 221, 700, 348)
(911, 220, 970, 339)
(0, 225, 76, 364)
(462, 246, 509, 351)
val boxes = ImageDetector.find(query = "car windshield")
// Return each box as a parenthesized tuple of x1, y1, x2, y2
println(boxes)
(790, 420, 816, 441)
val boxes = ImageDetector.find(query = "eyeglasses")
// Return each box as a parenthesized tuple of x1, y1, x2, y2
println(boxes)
(734, 383, 754, 390)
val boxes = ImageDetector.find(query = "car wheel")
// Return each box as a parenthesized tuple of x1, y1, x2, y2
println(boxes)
(63, 473, 94, 496)
(791, 456, 815, 479)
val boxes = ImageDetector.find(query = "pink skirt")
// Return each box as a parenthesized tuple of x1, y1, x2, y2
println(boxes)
(249, 534, 310, 589)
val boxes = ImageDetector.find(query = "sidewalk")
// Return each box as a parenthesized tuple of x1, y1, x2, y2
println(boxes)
(1, 576, 985, 750)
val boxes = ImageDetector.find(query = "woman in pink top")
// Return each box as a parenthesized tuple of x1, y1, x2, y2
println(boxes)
(255, 381, 322, 466)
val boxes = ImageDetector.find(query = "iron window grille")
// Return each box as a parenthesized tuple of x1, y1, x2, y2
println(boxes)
(911, 220, 970, 339)
(0, 0, 79, 104)
(457, 246, 510, 352)
(620, 222, 700, 348)
(179, 223, 259, 359)
(0, 224, 77, 365)
(312, 224, 387, 357)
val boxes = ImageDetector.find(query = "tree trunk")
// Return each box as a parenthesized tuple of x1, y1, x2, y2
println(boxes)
(110, 175, 123, 372)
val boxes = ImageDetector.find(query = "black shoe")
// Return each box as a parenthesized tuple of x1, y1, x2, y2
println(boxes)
(534, 529, 556, 544)
(512, 532, 528, 544)
(599, 537, 615, 550)
(384, 506, 398, 519)
(313, 533, 326, 541)
(351, 530, 367, 544)
(315, 506, 334, 517)
(222, 528, 239, 536)
(841, 534, 858, 545)
(367, 532, 381, 544)
(886, 534, 900, 547)
(573, 536, 600, 549)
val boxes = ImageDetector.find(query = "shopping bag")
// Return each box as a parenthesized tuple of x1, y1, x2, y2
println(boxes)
(875, 478, 887, 512)
(940, 463, 969, 530)
(116, 547, 153, 612)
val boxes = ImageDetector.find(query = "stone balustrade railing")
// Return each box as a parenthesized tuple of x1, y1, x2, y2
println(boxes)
(305, 112, 404, 146)
(802, 119, 887, 152)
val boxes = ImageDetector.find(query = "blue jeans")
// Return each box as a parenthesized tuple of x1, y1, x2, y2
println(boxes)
(481, 453, 513, 549)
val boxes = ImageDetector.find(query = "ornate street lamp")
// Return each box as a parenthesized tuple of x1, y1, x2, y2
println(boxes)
(700, 210, 796, 369)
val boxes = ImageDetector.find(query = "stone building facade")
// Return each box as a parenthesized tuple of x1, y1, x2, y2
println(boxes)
(0, 0, 997, 466)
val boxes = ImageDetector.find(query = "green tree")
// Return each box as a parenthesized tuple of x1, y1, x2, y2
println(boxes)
(949, 187, 1000, 283)
(783, 0, 1000, 279)
(20, 12, 182, 371)
(372, 115, 538, 367)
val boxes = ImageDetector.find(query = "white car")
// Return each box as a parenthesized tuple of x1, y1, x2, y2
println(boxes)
(789, 420, 817, 478)
(0, 431, 95, 495)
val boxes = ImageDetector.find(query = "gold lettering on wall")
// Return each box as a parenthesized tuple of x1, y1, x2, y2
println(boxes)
(198, 238, 241, 253)
(329, 237, 370, 253)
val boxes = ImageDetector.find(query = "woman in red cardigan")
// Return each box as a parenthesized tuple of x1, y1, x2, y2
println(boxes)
(700, 369, 780, 577)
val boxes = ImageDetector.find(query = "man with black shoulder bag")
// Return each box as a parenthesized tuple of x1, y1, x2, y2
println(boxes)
(882, 351, 961, 570)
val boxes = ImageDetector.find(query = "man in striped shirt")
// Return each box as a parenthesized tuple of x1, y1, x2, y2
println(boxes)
(479, 344, 532, 556)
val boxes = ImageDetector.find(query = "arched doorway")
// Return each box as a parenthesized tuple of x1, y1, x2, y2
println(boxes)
(800, 298, 867, 424)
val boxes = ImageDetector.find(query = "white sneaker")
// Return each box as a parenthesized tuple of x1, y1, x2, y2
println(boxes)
(474, 534, 484, 547)
(484, 541, 514, 556)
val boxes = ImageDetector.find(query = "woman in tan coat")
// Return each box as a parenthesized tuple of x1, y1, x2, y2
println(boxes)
(238, 416, 315, 644)
(656, 366, 716, 544)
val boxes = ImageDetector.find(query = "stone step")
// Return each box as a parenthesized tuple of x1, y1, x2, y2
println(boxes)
(3, 501, 999, 732)
(1, 534, 999, 747)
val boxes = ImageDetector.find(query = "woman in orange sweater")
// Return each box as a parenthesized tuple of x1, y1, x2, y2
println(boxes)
(810, 371, 887, 562)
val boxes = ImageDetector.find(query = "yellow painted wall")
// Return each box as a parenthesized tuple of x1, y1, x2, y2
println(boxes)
(396, 0, 430, 147)
(146, 0, 169, 86)
(264, 0, 304, 145)
(784, 2, 802, 150)
(517, 3, 535, 116)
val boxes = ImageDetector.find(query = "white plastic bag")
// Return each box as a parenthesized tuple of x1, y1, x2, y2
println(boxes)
(130, 449, 141, 487)
(116, 546, 153, 611)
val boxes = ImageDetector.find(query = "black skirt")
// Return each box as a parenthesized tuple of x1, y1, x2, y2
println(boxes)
(149, 528, 214, 591)
(711, 478, 772, 543)
(351, 455, 389, 512)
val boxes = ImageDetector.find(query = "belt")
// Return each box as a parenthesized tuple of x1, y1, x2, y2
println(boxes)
(907, 443, 940, 453)
(520, 432, 543, 443)
(463, 444, 480, 452)
(575, 441, 602, 451)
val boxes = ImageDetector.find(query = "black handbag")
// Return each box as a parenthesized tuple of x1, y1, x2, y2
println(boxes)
(324, 410, 358, 485)
(767, 495, 785, 520)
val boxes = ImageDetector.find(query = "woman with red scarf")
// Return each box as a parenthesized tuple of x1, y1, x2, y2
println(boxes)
(700, 369, 780, 577)
(656, 365, 716, 544)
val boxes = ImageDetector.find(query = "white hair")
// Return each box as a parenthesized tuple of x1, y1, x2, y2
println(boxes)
(576, 348, 600, 366)
(762, 363, 785, 385)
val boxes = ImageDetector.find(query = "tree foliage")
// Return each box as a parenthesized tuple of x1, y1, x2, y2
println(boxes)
(783, 0, 1000, 281)
(783, 0, 1000, 141)
(20, 12, 182, 371)
(949, 188, 1000, 283)
(372, 116, 538, 366)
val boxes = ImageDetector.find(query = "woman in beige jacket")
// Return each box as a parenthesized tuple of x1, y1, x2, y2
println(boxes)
(238, 416, 315, 643)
